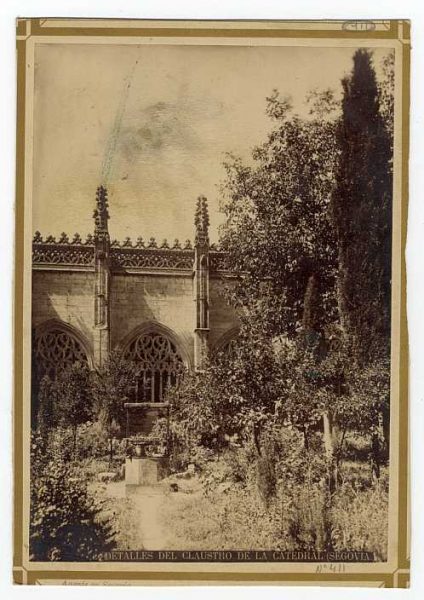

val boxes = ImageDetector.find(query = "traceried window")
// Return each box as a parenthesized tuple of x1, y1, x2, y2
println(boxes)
(33, 327, 89, 380)
(214, 332, 239, 360)
(222, 338, 237, 358)
(123, 332, 184, 403)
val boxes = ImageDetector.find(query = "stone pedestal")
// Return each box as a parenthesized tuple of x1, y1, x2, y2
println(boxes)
(125, 456, 166, 486)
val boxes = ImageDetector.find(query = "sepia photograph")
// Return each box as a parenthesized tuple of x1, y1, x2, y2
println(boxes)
(13, 18, 410, 586)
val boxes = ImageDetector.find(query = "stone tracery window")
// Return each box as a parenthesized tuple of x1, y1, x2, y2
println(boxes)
(222, 338, 237, 357)
(214, 330, 239, 360)
(123, 332, 185, 403)
(33, 326, 89, 380)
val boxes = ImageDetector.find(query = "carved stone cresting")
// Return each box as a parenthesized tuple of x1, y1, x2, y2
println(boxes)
(32, 189, 228, 273)
(111, 247, 195, 270)
(33, 235, 227, 272)
(32, 186, 238, 412)
(32, 231, 95, 267)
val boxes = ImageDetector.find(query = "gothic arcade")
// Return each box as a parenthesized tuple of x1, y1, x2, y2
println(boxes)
(32, 187, 239, 405)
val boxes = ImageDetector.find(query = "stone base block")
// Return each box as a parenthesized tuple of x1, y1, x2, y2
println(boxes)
(125, 456, 167, 486)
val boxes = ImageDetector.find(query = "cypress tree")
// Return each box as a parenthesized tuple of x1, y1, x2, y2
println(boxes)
(332, 49, 392, 364)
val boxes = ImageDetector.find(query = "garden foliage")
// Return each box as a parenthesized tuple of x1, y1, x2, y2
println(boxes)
(164, 49, 393, 555)
(30, 49, 394, 559)
(30, 430, 115, 561)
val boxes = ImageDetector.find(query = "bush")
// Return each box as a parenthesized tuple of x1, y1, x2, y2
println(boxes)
(223, 443, 256, 484)
(161, 431, 388, 558)
(73, 421, 109, 460)
(30, 430, 116, 561)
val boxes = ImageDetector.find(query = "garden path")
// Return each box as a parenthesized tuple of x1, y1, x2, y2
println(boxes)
(101, 481, 169, 549)
(129, 485, 167, 550)
(100, 478, 202, 550)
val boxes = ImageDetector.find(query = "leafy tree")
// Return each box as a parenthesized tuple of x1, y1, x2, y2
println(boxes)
(169, 318, 282, 452)
(168, 317, 330, 505)
(217, 89, 343, 490)
(53, 362, 93, 456)
(378, 50, 395, 153)
(329, 49, 393, 475)
(91, 351, 137, 465)
(219, 89, 340, 339)
(170, 50, 393, 508)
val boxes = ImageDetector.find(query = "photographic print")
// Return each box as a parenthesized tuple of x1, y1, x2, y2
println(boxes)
(14, 18, 410, 586)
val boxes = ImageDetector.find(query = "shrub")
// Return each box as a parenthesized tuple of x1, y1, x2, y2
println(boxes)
(161, 427, 387, 558)
(73, 421, 110, 460)
(223, 443, 256, 484)
(30, 430, 116, 561)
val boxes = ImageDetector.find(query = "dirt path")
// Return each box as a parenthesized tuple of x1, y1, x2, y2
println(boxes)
(128, 486, 167, 550)
(99, 478, 202, 550)
(100, 481, 168, 549)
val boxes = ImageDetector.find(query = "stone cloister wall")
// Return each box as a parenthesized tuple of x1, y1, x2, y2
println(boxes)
(32, 188, 239, 375)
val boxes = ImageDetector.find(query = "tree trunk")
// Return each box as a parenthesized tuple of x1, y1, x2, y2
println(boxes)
(302, 424, 309, 450)
(323, 412, 337, 494)
(302, 272, 336, 546)
(336, 425, 347, 472)
(252, 422, 262, 457)
(382, 404, 390, 461)
(72, 425, 77, 459)
(302, 274, 319, 348)
(322, 480, 334, 552)
(335, 247, 350, 340)
(109, 437, 114, 469)
(322, 412, 337, 551)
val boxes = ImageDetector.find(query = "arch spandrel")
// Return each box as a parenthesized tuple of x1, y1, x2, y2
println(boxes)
(212, 326, 240, 355)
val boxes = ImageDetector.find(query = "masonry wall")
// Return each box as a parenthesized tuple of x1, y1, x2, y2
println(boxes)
(32, 270, 95, 348)
(110, 272, 196, 363)
(209, 276, 239, 349)
(32, 269, 239, 366)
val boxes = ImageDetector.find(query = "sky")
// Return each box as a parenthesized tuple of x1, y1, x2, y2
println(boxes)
(32, 43, 391, 244)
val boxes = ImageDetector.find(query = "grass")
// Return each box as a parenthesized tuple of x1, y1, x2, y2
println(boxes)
(90, 480, 144, 550)
(162, 484, 278, 550)
(83, 446, 389, 560)
(331, 475, 388, 560)
(161, 455, 389, 559)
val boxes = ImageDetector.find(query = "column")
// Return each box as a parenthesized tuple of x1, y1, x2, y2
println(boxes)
(193, 195, 210, 369)
(93, 185, 111, 367)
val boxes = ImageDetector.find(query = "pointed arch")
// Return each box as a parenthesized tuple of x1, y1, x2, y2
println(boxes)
(116, 322, 191, 367)
(117, 322, 191, 403)
(32, 319, 94, 380)
(212, 326, 240, 355)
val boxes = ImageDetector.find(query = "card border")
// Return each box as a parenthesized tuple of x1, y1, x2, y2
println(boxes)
(13, 17, 410, 588)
